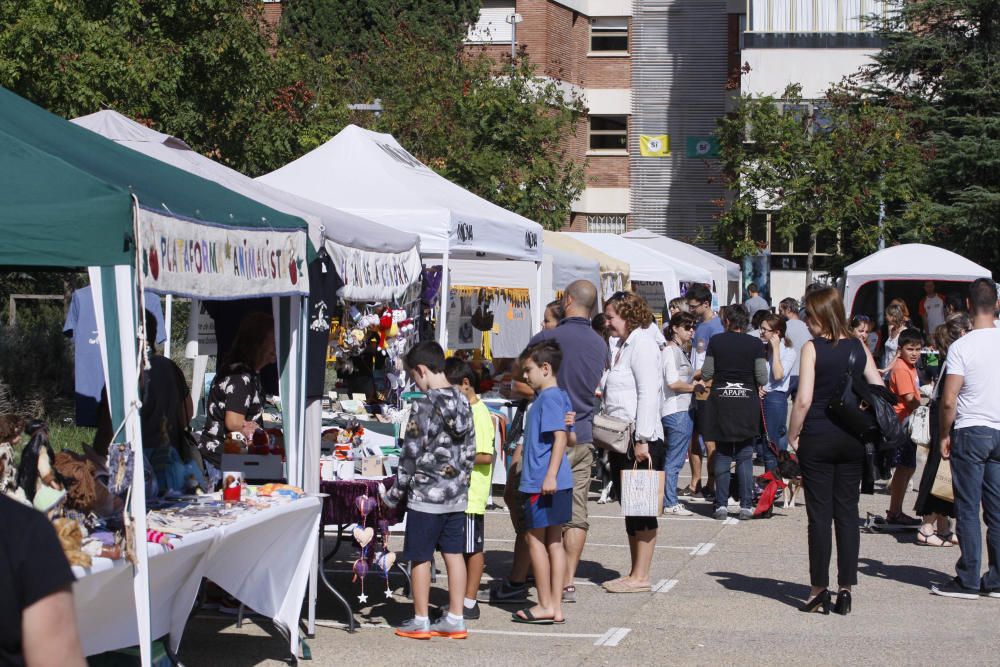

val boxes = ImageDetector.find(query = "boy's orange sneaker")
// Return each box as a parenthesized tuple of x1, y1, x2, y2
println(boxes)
(429, 615, 468, 639)
(394, 618, 431, 639)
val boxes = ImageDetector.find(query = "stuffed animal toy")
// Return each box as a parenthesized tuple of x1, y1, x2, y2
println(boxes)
(53, 450, 120, 517)
(0, 416, 22, 501)
(15, 421, 64, 504)
(53, 517, 92, 568)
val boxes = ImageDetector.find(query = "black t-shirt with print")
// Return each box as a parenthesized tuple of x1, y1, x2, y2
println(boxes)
(199, 362, 264, 455)
(0, 495, 75, 667)
(306, 253, 344, 399)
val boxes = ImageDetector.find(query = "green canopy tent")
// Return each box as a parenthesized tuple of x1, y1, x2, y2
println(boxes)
(0, 86, 314, 664)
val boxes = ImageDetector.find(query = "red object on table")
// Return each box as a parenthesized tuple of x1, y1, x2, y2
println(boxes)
(223, 481, 243, 502)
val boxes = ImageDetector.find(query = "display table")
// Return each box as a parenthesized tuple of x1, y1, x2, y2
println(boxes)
(317, 478, 408, 631)
(72, 496, 322, 660)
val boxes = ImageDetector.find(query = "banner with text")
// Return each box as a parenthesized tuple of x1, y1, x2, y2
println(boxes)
(137, 209, 310, 298)
(324, 240, 422, 303)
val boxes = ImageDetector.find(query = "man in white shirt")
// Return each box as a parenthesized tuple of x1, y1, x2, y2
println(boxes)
(778, 297, 812, 395)
(933, 279, 1000, 599)
(919, 281, 947, 333)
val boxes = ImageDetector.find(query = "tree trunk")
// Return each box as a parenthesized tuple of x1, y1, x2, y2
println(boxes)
(805, 232, 817, 287)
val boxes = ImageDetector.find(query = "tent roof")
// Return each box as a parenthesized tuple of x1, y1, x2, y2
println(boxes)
(563, 233, 681, 299)
(843, 243, 992, 282)
(71, 111, 419, 257)
(72, 111, 420, 301)
(546, 247, 601, 294)
(0, 87, 310, 269)
(257, 124, 543, 262)
(543, 231, 630, 284)
(623, 228, 741, 282)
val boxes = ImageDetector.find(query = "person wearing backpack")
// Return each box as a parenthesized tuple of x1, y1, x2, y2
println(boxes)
(788, 287, 886, 616)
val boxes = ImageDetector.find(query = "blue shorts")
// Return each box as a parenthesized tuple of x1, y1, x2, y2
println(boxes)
(402, 510, 466, 563)
(893, 437, 917, 469)
(523, 488, 573, 530)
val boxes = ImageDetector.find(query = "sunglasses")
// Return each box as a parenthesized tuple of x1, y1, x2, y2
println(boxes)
(678, 324, 695, 331)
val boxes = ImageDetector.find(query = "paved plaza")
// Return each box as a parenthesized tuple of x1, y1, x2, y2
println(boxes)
(184, 468, 1000, 666)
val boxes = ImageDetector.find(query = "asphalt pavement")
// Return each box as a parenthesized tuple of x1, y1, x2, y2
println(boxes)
(181, 466, 1000, 666)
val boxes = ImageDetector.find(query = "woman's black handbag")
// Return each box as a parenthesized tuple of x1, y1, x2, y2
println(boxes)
(827, 339, 907, 452)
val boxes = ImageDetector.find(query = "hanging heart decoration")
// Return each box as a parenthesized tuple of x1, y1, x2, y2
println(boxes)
(375, 551, 396, 573)
(377, 519, 391, 535)
(354, 494, 377, 517)
(352, 558, 369, 579)
(352, 526, 374, 548)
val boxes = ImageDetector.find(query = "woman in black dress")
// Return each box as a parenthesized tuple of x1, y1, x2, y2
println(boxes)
(787, 287, 885, 616)
(913, 313, 972, 546)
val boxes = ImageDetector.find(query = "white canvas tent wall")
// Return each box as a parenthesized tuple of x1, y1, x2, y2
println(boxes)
(623, 228, 738, 304)
(258, 124, 546, 344)
(563, 233, 689, 301)
(543, 231, 630, 298)
(72, 111, 422, 303)
(842, 243, 993, 315)
(543, 248, 602, 304)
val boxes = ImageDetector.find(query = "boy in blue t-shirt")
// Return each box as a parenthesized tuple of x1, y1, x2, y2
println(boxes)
(513, 340, 573, 625)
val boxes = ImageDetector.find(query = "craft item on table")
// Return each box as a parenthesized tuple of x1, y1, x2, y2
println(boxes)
(0, 415, 25, 502)
(359, 456, 384, 478)
(258, 483, 305, 499)
(54, 450, 121, 517)
(105, 441, 134, 497)
(81, 539, 122, 561)
(222, 471, 244, 502)
(223, 431, 248, 455)
(146, 529, 174, 550)
(15, 421, 65, 505)
(54, 517, 92, 567)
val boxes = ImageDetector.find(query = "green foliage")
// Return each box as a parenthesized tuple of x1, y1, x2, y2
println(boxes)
(864, 0, 1000, 275)
(280, 0, 481, 57)
(0, 302, 74, 415)
(341, 31, 586, 230)
(716, 83, 925, 279)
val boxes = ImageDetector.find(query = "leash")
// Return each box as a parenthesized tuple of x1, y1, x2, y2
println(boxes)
(760, 394, 798, 459)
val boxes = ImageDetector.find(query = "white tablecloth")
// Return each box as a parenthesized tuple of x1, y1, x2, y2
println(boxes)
(72, 496, 322, 658)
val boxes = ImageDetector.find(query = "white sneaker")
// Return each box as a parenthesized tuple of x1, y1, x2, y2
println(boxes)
(664, 503, 694, 516)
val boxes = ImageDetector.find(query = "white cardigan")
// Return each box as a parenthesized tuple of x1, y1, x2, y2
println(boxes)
(603, 327, 664, 442)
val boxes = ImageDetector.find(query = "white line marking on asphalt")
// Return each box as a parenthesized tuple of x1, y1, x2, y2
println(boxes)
(315, 620, 621, 643)
(652, 579, 678, 593)
(594, 627, 632, 646)
(723, 517, 740, 525)
(691, 542, 716, 556)
(484, 538, 697, 551)
(486, 511, 719, 522)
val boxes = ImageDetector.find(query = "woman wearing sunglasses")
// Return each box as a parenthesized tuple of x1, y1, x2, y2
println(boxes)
(759, 314, 797, 471)
(660, 311, 699, 515)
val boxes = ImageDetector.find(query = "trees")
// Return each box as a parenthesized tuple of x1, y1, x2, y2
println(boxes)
(865, 0, 1000, 274)
(0, 0, 316, 175)
(715, 83, 925, 283)
(280, 0, 481, 58)
(339, 31, 586, 230)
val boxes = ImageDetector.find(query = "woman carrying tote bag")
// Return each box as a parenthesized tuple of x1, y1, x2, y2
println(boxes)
(600, 291, 664, 594)
(697, 304, 768, 521)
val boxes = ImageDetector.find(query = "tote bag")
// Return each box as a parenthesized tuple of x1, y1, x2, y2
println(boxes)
(931, 458, 954, 502)
(620, 460, 665, 517)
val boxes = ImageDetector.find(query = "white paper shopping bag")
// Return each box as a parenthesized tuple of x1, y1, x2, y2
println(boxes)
(620, 462, 665, 517)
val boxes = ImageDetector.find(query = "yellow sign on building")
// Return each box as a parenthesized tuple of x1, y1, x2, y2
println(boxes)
(639, 134, 670, 157)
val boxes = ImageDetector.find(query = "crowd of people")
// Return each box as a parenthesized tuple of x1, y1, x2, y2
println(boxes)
(381, 275, 1000, 638)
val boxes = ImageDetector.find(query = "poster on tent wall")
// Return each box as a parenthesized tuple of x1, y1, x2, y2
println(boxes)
(446, 291, 483, 350)
(137, 209, 310, 298)
(324, 240, 422, 303)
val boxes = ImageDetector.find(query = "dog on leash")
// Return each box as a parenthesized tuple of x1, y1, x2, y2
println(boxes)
(776, 450, 803, 508)
(595, 447, 614, 504)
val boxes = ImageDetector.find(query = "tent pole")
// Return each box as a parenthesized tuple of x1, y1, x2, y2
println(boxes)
(438, 249, 450, 349)
(163, 295, 173, 359)
(534, 261, 543, 334)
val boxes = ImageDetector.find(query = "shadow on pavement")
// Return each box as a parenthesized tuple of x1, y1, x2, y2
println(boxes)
(858, 558, 951, 589)
(706, 571, 810, 609)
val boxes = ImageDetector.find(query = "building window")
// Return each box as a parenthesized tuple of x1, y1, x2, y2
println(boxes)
(750, 212, 840, 271)
(590, 17, 629, 52)
(466, 1, 515, 43)
(589, 115, 628, 152)
(587, 214, 627, 234)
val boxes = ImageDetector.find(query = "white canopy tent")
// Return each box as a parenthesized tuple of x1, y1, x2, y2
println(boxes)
(622, 228, 739, 304)
(72, 111, 422, 304)
(544, 248, 601, 304)
(563, 233, 690, 301)
(257, 124, 546, 345)
(842, 243, 993, 315)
